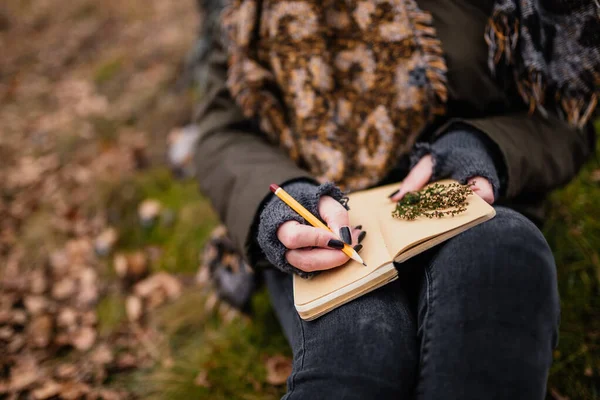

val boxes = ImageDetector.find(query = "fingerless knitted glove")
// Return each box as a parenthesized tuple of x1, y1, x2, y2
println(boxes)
(410, 127, 502, 199)
(257, 181, 348, 278)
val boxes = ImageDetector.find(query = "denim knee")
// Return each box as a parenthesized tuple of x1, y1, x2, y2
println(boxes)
(290, 282, 419, 399)
(424, 206, 559, 340)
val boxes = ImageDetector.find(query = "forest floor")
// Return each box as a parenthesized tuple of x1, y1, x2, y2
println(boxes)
(0, 0, 598, 399)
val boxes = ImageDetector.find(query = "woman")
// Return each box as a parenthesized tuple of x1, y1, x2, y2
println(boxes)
(192, 0, 598, 398)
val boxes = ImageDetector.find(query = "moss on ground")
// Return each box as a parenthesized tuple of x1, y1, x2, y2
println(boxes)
(100, 167, 218, 274)
(544, 134, 600, 399)
(126, 290, 290, 400)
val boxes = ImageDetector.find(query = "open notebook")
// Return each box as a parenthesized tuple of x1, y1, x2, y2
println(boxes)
(293, 180, 496, 321)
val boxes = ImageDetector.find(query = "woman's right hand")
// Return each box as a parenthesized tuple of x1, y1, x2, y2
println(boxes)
(277, 195, 362, 273)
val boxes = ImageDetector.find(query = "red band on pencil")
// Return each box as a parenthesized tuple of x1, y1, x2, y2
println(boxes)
(269, 184, 280, 193)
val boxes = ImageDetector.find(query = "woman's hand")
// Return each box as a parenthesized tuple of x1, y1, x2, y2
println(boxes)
(389, 154, 496, 204)
(277, 196, 362, 273)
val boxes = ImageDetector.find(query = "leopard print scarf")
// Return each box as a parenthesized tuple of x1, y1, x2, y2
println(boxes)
(487, 0, 599, 129)
(221, 0, 448, 191)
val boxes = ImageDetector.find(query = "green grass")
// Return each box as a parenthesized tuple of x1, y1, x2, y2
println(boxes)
(98, 142, 600, 399)
(96, 293, 127, 337)
(544, 136, 600, 399)
(118, 290, 289, 400)
(99, 167, 218, 274)
(94, 58, 123, 85)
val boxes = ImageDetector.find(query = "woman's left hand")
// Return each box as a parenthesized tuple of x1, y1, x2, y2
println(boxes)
(389, 154, 496, 204)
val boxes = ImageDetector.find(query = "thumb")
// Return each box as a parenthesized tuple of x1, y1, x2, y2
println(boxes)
(390, 154, 433, 202)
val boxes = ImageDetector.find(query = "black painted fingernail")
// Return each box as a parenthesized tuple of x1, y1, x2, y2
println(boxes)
(358, 231, 367, 243)
(355, 225, 362, 230)
(327, 239, 345, 249)
(339, 226, 352, 244)
(388, 189, 400, 198)
(353, 244, 363, 253)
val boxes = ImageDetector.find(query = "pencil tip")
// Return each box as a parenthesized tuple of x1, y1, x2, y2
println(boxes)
(362, 262, 367, 266)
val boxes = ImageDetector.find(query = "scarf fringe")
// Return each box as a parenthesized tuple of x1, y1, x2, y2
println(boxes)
(486, 10, 597, 129)
(408, 3, 448, 115)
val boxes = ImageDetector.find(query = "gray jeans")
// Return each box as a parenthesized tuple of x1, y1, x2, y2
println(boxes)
(265, 206, 560, 400)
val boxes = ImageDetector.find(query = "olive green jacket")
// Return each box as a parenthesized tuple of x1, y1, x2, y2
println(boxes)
(193, 0, 594, 265)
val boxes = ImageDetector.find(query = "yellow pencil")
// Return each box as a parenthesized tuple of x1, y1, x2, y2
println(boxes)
(269, 184, 366, 266)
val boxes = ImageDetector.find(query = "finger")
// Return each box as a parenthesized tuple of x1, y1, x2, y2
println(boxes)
(389, 154, 433, 202)
(357, 229, 367, 244)
(318, 196, 352, 244)
(351, 227, 365, 253)
(277, 220, 343, 250)
(352, 227, 362, 245)
(286, 248, 350, 272)
(468, 176, 495, 204)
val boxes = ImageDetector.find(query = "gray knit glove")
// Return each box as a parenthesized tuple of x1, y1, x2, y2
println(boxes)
(410, 127, 502, 199)
(257, 181, 348, 278)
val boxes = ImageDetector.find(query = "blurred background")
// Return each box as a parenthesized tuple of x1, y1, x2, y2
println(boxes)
(0, 0, 598, 399)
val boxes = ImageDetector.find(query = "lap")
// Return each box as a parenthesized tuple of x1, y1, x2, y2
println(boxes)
(264, 206, 559, 399)
(266, 206, 556, 355)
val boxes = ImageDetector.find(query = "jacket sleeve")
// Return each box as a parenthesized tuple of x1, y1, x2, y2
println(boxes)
(193, 34, 313, 264)
(438, 113, 595, 200)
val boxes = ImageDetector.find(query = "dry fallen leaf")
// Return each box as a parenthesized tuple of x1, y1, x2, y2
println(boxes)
(94, 227, 118, 256)
(58, 381, 90, 400)
(0, 326, 14, 340)
(54, 363, 78, 380)
(49, 250, 70, 276)
(51, 278, 76, 300)
(138, 199, 161, 226)
(7, 335, 25, 353)
(94, 389, 126, 400)
(71, 326, 96, 351)
(126, 296, 143, 322)
(81, 310, 98, 326)
(145, 288, 167, 310)
(57, 308, 77, 329)
(28, 314, 53, 348)
(32, 380, 62, 400)
(196, 265, 210, 287)
(0, 381, 8, 395)
(9, 356, 39, 391)
(265, 355, 292, 386)
(591, 169, 600, 183)
(24, 295, 48, 315)
(29, 269, 48, 294)
(194, 370, 211, 388)
(11, 310, 27, 326)
(204, 291, 219, 313)
(126, 251, 148, 282)
(0, 310, 11, 324)
(549, 387, 570, 400)
(115, 353, 137, 371)
(134, 272, 181, 301)
(91, 343, 114, 366)
(113, 253, 128, 278)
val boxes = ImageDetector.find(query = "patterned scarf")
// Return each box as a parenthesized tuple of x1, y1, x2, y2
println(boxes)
(221, 0, 448, 191)
(487, 0, 599, 128)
